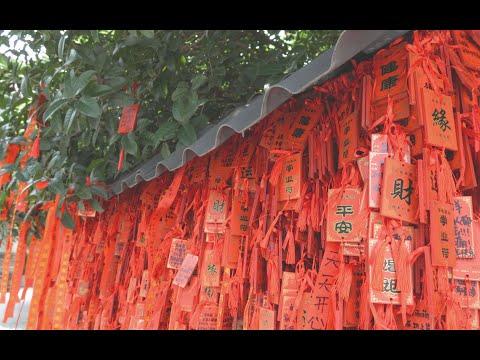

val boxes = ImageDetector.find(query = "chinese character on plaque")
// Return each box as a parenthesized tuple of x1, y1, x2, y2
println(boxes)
(327, 188, 362, 242)
(430, 201, 456, 267)
(380, 157, 418, 224)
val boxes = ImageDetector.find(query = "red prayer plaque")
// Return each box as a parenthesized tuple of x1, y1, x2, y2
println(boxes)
(117, 104, 140, 134)
(453, 220, 480, 281)
(452, 30, 480, 71)
(369, 152, 388, 209)
(430, 201, 456, 267)
(139, 270, 149, 298)
(186, 155, 209, 184)
(454, 196, 475, 259)
(199, 285, 220, 303)
(338, 110, 360, 167)
(234, 133, 258, 168)
(341, 241, 363, 257)
(380, 157, 418, 224)
(326, 188, 362, 242)
(463, 309, 480, 330)
(201, 249, 221, 288)
(371, 134, 389, 153)
(259, 308, 276, 330)
(126, 278, 137, 303)
(422, 90, 458, 151)
(236, 165, 256, 192)
(357, 156, 369, 182)
(402, 300, 432, 330)
(296, 292, 316, 330)
(283, 108, 320, 151)
(173, 254, 199, 288)
(373, 92, 410, 123)
(197, 303, 219, 330)
(208, 148, 235, 188)
(279, 293, 297, 330)
(373, 223, 415, 244)
(230, 193, 253, 236)
(368, 237, 414, 305)
(373, 43, 409, 101)
(167, 238, 188, 269)
(451, 278, 480, 309)
(369, 211, 384, 240)
(205, 189, 228, 224)
(259, 110, 284, 150)
(278, 152, 302, 202)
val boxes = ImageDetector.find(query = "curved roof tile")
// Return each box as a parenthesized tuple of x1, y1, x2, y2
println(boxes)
(110, 30, 409, 196)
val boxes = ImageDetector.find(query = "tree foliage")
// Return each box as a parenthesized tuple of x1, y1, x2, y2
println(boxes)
(0, 30, 341, 230)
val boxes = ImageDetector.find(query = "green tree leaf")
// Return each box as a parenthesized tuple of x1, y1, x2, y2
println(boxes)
(160, 142, 171, 159)
(121, 132, 138, 155)
(48, 178, 65, 195)
(58, 34, 66, 60)
(91, 184, 109, 199)
(72, 70, 96, 96)
(172, 95, 198, 123)
(191, 74, 207, 90)
(140, 30, 155, 39)
(89, 197, 104, 213)
(43, 98, 70, 122)
(74, 96, 101, 118)
(61, 210, 76, 230)
(21, 76, 31, 98)
(75, 184, 92, 199)
(178, 122, 197, 146)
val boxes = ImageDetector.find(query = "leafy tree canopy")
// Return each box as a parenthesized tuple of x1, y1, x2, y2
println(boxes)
(0, 30, 341, 232)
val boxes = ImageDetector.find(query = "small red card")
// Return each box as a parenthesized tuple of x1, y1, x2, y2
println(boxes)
(451, 278, 480, 309)
(167, 238, 188, 269)
(201, 249, 221, 288)
(401, 300, 432, 330)
(173, 254, 199, 288)
(338, 110, 360, 167)
(452, 30, 480, 71)
(430, 201, 456, 267)
(205, 189, 229, 224)
(139, 270, 149, 298)
(118, 104, 140, 134)
(283, 108, 320, 151)
(278, 152, 302, 202)
(454, 196, 475, 259)
(371, 134, 389, 153)
(199, 286, 220, 304)
(380, 157, 418, 224)
(357, 156, 369, 182)
(197, 303, 219, 330)
(369, 152, 389, 209)
(259, 308, 276, 330)
(453, 220, 480, 280)
(230, 193, 253, 237)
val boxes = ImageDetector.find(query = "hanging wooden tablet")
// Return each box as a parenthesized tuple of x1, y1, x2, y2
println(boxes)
(380, 158, 419, 224)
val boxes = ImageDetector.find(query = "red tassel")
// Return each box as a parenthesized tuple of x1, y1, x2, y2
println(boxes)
(30, 131, 41, 159)
(359, 274, 372, 330)
(118, 147, 125, 172)
(282, 225, 296, 265)
(371, 240, 388, 291)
